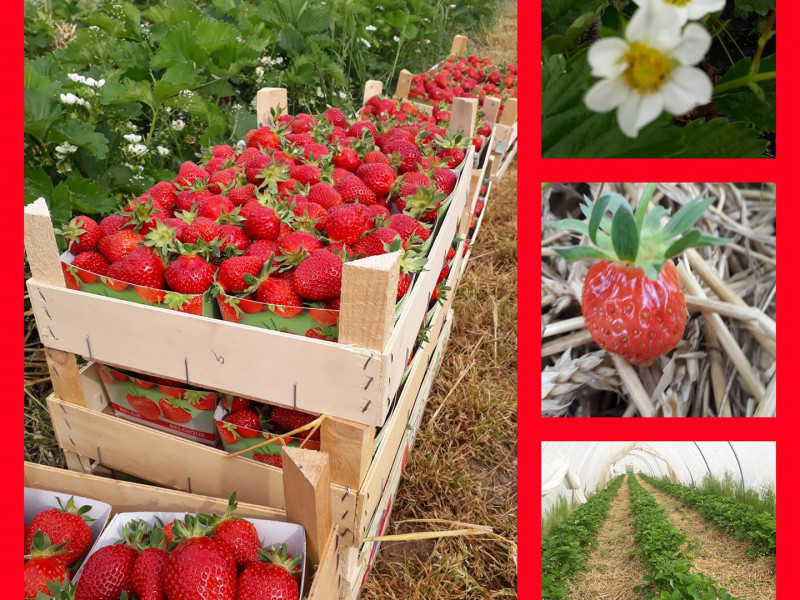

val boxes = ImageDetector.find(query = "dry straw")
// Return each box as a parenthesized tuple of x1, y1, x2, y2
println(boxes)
(541, 183, 776, 417)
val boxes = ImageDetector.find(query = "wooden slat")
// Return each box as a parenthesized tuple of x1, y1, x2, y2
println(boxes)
(498, 98, 517, 127)
(496, 143, 517, 179)
(307, 525, 342, 600)
(362, 80, 383, 108)
(339, 252, 401, 351)
(321, 418, 375, 491)
(28, 280, 384, 425)
(24, 462, 286, 520)
(450, 35, 467, 56)
(482, 96, 502, 125)
(448, 97, 478, 138)
(256, 88, 288, 126)
(394, 69, 413, 100)
(24, 199, 84, 407)
(283, 447, 333, 567)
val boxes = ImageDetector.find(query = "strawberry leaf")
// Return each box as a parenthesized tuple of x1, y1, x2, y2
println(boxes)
(662, 196, 716, 239)
(635, 183, 657, 230)
(610, 207, 638, 263)
(554, 247, 613, 262)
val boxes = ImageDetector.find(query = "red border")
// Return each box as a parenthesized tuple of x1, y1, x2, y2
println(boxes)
(523, 0, 793, 597)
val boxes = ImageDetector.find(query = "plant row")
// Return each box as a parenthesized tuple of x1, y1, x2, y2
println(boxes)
(627, 475, 737, 600)
(639, 474, 775, 556)
(541, 475, 624, 600)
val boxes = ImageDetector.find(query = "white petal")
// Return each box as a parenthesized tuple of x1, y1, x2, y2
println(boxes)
(662, 66, 713, 115)
(627, 0, 683, 49)
(585, 77, 630, 113)
(668, 23, 711, 65)
(588, 38, 629, 78)
(616, 91, 663, 138)
(686, 0, 725, 19)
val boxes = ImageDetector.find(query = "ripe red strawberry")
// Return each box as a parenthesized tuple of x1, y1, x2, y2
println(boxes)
(352, 228, 402, 257)
(161, 517, 237, 600)
(289, 163, 321, 186)
(292, 249, 343, 301)
(256, 278, 304, 318)
(208, 168, 238, 195)
(178, 216, 222, 245)
(308, 183, 342, 210)
(121, 520, 170, 600)
(348, 120, 377, 140)
(223, 409, 261, 437)
(173, 162, 210, 187)
(222, 396, 253, 412)
(25, 499, 93, 568)
(246, 239, 280, 261)
(325, 204, 369, 244)
(356, 163, 396, 197)
(158, 398, 192, 423)
(332, 147, 361, 171)
(555, 188, 729, 367)
(97, 229, 145, 263)
(334, 174, 377, 205)
(74, 544, 138, 600)
(270, 407, 320, 441)
(386, 214, 431, 245)
(437, 146, 465, 168)
(247, 126, 281, 151)
(197, 194, 235, 220)
(165, 250, 217, 294)
(175, 189, 213, 213)
(362, 150, 390, 165)
(253, 453, 282, 468)
(99, 214, 130, 237)
(23, 532, 70, 598)
(385, 139, 422, 173)
(127, 394, 161, 421)
(245, 205, 281, 240)
(210, 495, 262, 569)
(323, 106, 348, 128)
(364, 204, 391, 227)
(73, 251, 110, 278)
(229, 183, 256, 207)
(280, 231, 321, 256)
(432, 167, 457, 195)
(219, 224, 250, 252)
(236, 563, 299, 600)
(106, 246, 166, 290)
(218, 256, 264, 293)
(60, 215, 103, 253)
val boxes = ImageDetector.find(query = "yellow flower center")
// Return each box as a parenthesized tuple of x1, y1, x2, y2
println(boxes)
(622, 42, 673, 93)
(663, 0, 692, 5)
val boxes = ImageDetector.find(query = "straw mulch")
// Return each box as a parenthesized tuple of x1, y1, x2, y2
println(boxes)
(542, 183, 776, 417)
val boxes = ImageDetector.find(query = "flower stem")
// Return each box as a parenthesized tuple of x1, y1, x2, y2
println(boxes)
(713, 71, 775, 95)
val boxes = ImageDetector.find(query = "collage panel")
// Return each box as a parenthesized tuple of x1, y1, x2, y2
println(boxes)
(542, 182, 775, 417)
(541, 441, 776, 599)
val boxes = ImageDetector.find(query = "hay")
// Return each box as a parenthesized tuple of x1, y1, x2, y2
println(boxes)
(541, 183, 776, 417)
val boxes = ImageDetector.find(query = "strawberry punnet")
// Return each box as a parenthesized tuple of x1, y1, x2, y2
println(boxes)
(553, 185, 730, 366)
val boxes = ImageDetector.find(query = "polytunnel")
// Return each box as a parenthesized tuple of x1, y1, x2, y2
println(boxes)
(541, 441, 776, 516)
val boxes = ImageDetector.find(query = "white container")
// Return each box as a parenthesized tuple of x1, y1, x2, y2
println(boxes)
(74, 511, 307, 596)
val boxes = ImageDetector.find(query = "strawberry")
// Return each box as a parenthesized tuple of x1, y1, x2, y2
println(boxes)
(325, 204, 369, 244)
(347, 120, 377, 140)
(229, 183, 256, 207)
(554, 186, 730, 366)
(334, 174, 377, 205)
(208, 168, 238, 195)
(74, 543, 138, 600)
(291, 249, 343, 301)
(165, 243, 218, 294)
(432, 167, 457, 195)
(97, 229, 145, 263)
(386, 214, 431, 245)
(72, 252, 110, 279)
(356, 163, 396, 197)
(223, 408, 261, 437)
(219, 224, 250, 252)
(178, 216, 222, 245)
(256, 278, 304, 318)
(245, 205, 282, 241)
(352, 228, 402, 257)
(385, 139, 422, 173)
(362, 149, 390, 165)
(25, 497, 93, 567)
(236, 563, 298, 600)
(197, 195, 236, 220)
(106, 246, 166, 290)
(175, 189, 213, 214)
(173, 162, 210, 188)
(210, 493, 262, 569)
(59, 215, 103, 254)
(218, 256, 265, 293)
(308, 183, 342, 210)
(127, 394, 162, 421)
(332, 147, 361, 171)
(184, 390, 216, 411)
(123, 520, 169, 600)
(99, 214, 130, 237)
(253, 453, 282, 468)
(161, 516, 237, 600)
(222, 396, 253, 412)
(262, 543, 303, 582)
(270, 406, 320, 441)
(247, 126, 281, 151)
(23, 532, 70, 598)
(289, 163, 321, 186)
(158, 398, 193, 423)
(246, 239, 281, 261)
(323, 107, 348, 128)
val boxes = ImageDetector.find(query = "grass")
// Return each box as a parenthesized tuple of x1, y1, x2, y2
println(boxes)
(698, 473, 775, 516)
(541, 496, 572, 540)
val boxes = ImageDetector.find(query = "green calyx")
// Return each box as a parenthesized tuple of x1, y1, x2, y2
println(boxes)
(552, 184, 731, 281)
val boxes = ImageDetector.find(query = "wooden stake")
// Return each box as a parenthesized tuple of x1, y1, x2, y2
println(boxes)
(448, 97, 478, 138)
(282, 447, 333, 567)
(256, 88, 288, 126)
(321, 418, 375, 490)
(306, 525, 341, 600)
(450, 35, 467, 56)
(499, 98, 517, 127)
(24, 199, 84, 407)
(394, 69, 412, 100)
(362, 80, 383, 108)
(339, 252, 401, 352)
(483, 96, 502, 125)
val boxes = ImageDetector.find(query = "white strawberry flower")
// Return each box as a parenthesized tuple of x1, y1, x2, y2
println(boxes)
(393, 35, 400, 43)
(633, 0, 725, 23)
(67, 73, 84, 83)
(123, 133, 142, 143)
(127, 143, 148, 156)
(255, 66, 264, 77)
(84, 77, 97, 87)
(360, 38, 371, 48)
(171, 119, 185, 131)
(584, 0, 712, 138)
(156, 145, 170, 156)
(54, 142, 78, 155)
(59, 92, 79, 105)
(365, 25, 377, 32)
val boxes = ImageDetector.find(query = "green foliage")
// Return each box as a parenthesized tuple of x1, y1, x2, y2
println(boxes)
(628, 475, 736, 600)
(541, 475, 624, 599)
(641, 474, 776, 555)
(714, 55, 776, 132)
(24, 0, 501, 224)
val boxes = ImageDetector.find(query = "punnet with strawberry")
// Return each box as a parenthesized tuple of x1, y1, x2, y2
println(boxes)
(56, 103, 464, 342)
(552, 185, 730, 366)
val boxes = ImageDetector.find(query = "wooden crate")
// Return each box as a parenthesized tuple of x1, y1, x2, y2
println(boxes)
(24, 143, 473, 429)
(24, 461, 341, 600)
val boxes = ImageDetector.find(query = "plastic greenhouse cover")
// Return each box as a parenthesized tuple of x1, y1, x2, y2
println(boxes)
(541, 442, 776, 516)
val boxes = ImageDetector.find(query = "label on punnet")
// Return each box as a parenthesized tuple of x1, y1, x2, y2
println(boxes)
(112, 404, 217, 441)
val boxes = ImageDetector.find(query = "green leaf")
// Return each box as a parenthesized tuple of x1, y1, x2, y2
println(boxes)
(662, 196, 715, 239)
(733, 0, 775, 15)
(51, 121, 109, 160)
(280, 27, 308, 56)
(543, 11, 596, 55)
(589, 194, 612, 245)
(636, 184, 657, 230)
(542, 0, 608, 41)
(65, 176, 118, 215)
(610, 207, 638, 262)
(714, 55, 775, 131)
(49, 182, 74, 228)
(554, 246, 613, 262)
(296, 6, 331, 33)
(675, 119, 768, 158)
(25, 88, 62, 141)
(113, 80, 155, 111)
(548, 219, 589, 236)
(24, 165, 55, 205)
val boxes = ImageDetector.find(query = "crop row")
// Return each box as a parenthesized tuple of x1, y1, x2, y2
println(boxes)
(639, 474, 776, 556)
(627, 475, 737, 600)
(541, 475, 624, 600)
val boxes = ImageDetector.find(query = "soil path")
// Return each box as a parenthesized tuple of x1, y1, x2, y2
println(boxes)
(568, 476, 647, 600)
(638, 478, 776, 600)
